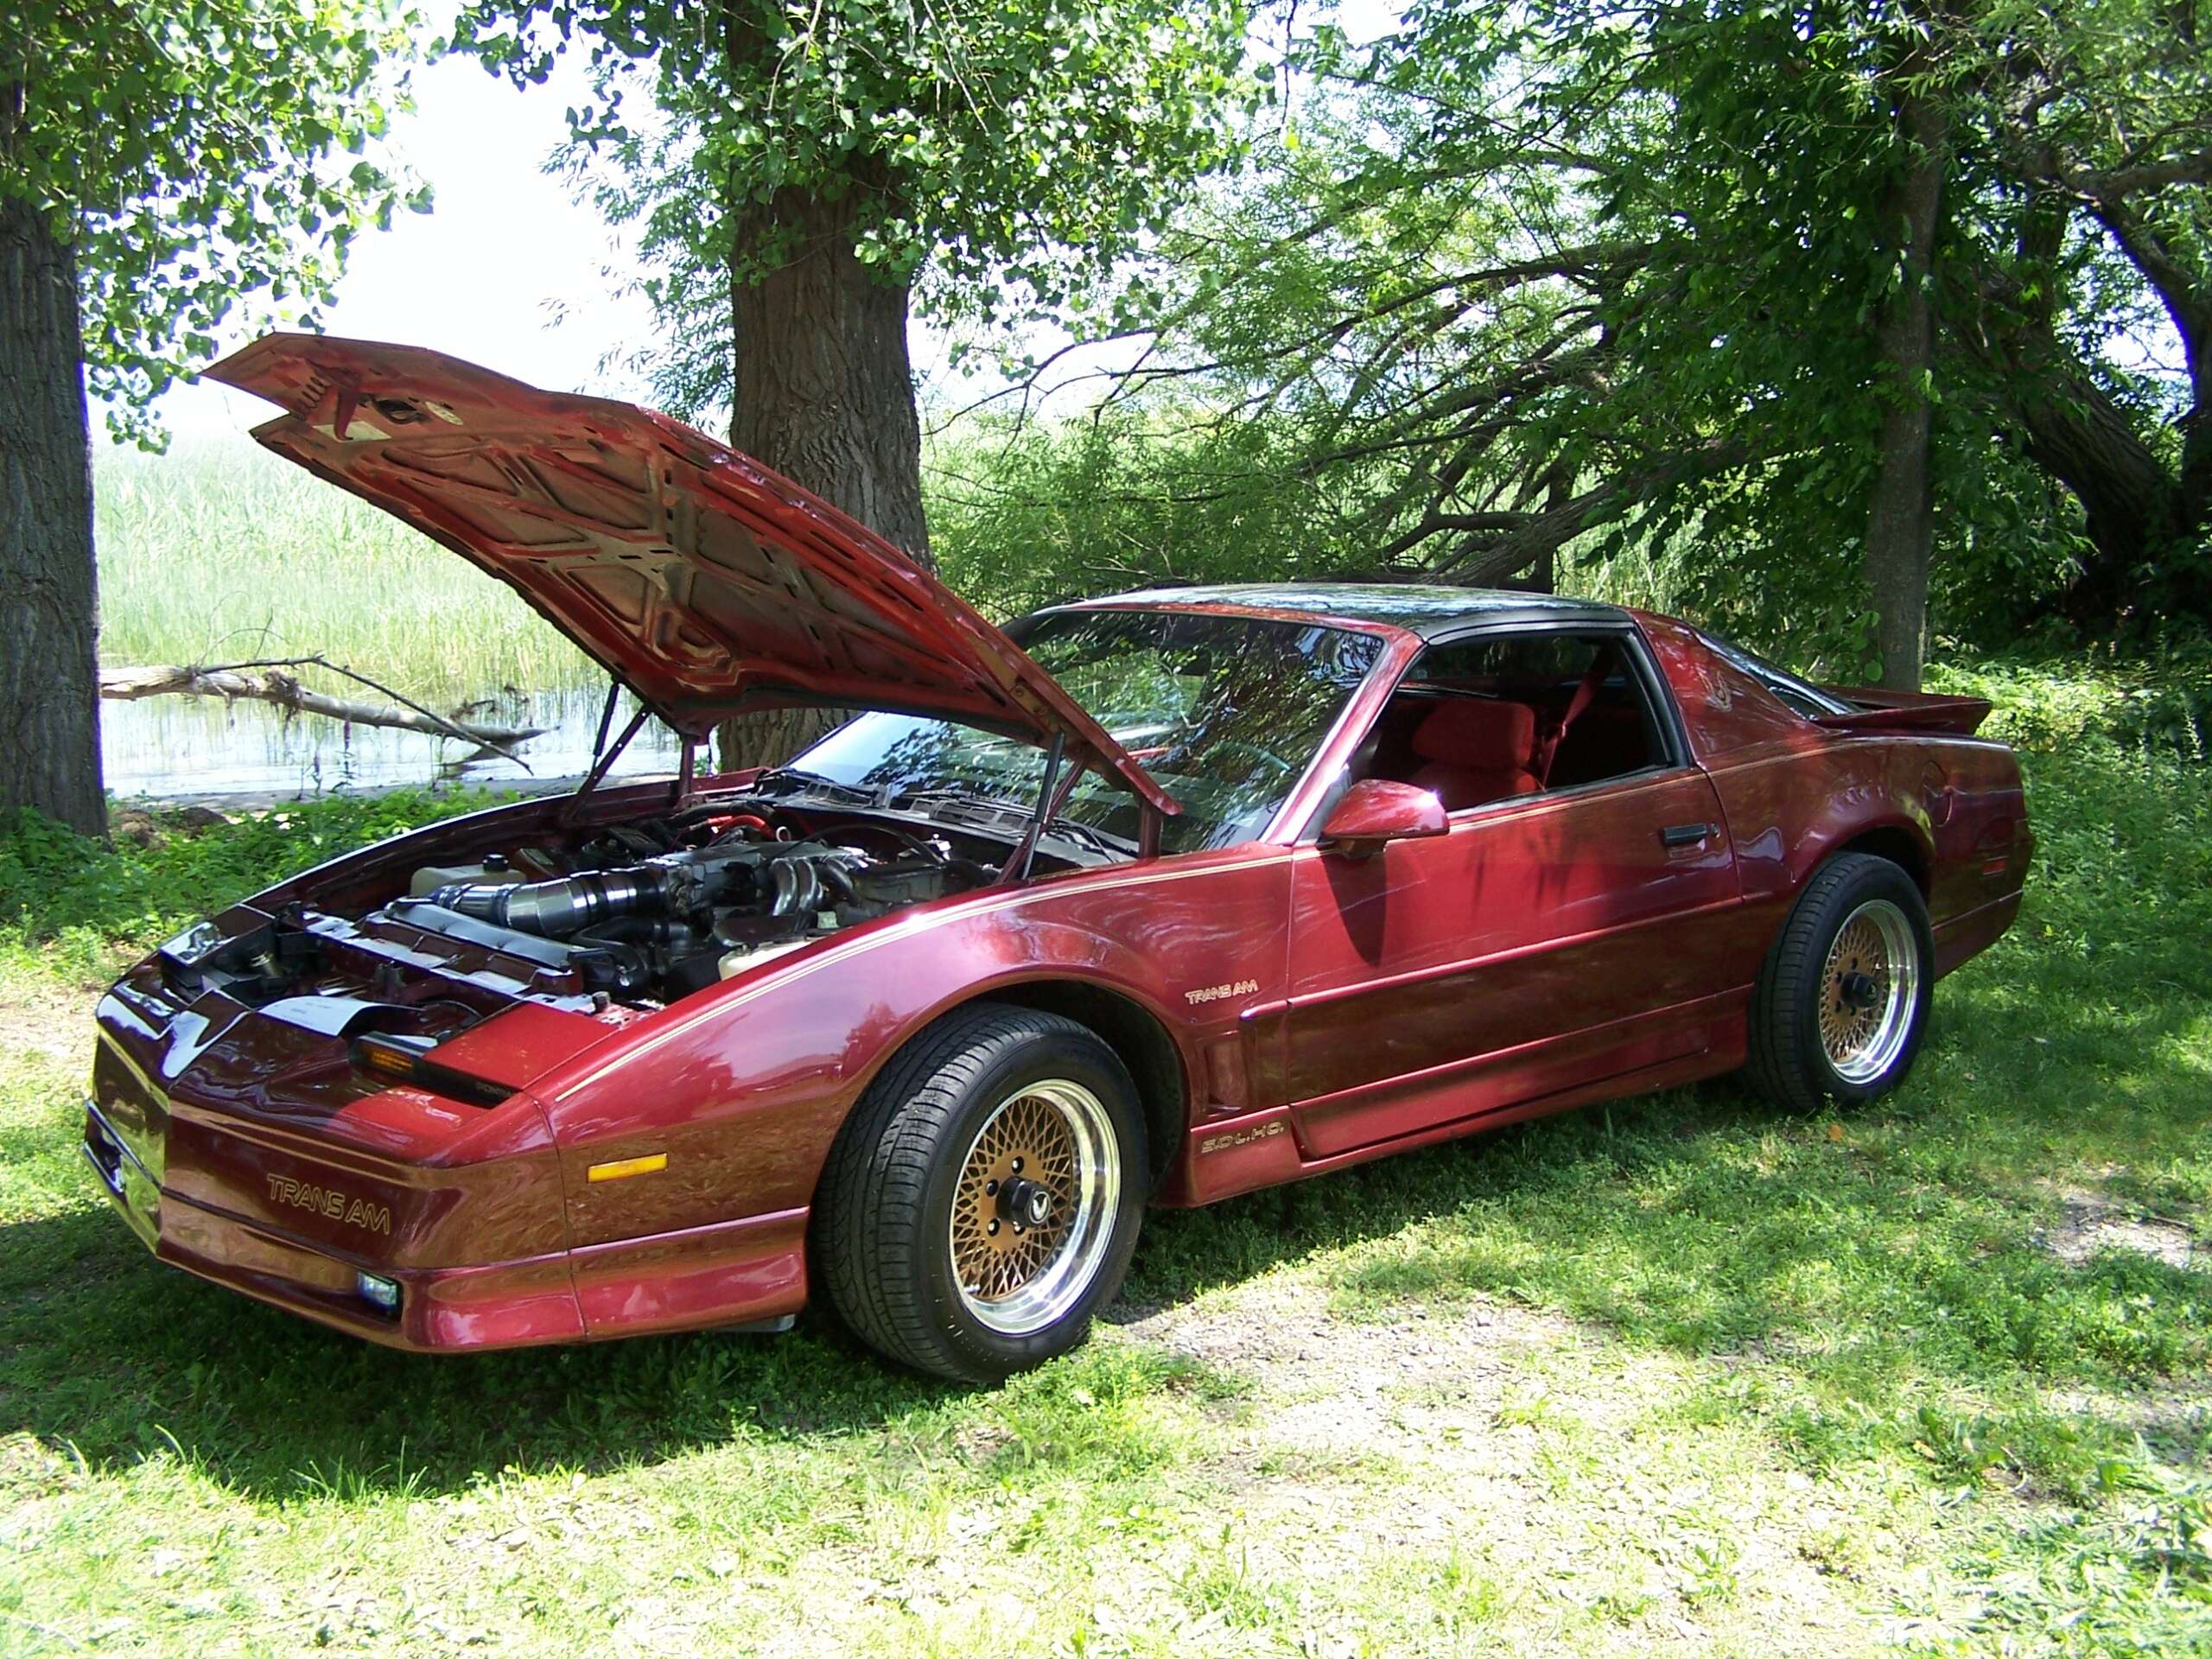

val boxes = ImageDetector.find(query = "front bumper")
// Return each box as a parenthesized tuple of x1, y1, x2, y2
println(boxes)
(82, 1101, 160, 1249)
(82, 1086, 810, 1353)
(85, 950, 812, 1352)
(84, 1093, 588, 1351)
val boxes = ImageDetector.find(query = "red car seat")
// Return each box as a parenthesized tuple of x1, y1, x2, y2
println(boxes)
(1408, 699, 1541, 810)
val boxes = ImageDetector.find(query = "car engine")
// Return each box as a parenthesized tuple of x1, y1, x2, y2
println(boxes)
(385, 817, 992, 1006)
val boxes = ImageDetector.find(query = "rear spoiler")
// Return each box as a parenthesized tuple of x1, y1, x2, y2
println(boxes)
(1814, 686, 1993, 737)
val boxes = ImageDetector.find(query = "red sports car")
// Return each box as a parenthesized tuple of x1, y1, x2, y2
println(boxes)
(84, 337, 2031, 1381)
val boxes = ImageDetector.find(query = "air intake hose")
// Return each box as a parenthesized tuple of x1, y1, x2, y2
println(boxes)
(428, 868, 666, 938)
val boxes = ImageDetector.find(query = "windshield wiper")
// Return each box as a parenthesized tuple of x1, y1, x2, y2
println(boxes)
(896, 787, 1031, 830)
(1043, 816, 1136, 855)
(750, 766, 881, 804)
(898, 787, 1135, 856)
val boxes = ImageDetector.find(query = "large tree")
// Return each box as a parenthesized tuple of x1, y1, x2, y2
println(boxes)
(458, 0, 1250, 763)
(1, 0, 425, 836)
(1966, 0, 2212, 633)
(998, 0, 2209, 684)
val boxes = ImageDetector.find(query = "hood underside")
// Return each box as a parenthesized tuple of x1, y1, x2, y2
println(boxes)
(207, 334, 1175, 812)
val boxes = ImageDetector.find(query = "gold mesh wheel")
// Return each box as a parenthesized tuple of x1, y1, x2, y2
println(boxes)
(948, 1079, 1119, 1336)
(1818, 899, 1919, 1085)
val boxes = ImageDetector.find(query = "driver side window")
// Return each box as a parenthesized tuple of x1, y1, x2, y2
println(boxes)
(1356, 630, 1669, 813)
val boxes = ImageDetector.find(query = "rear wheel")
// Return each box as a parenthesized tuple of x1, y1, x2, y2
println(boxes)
(814, 1004, 1147, 1382)
(1746, 853, 1932, 1113)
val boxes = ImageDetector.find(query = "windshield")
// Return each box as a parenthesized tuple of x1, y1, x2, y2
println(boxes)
(789, 608, 1384, 853)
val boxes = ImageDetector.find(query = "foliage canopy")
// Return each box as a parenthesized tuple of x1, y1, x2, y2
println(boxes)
(457, 0, 1255, 420)
(0, 0, 429, 442)
(941, 0, 2211, 671)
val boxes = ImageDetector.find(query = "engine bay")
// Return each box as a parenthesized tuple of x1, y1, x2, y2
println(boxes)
(153, 796, 1025, 1033)
(385, 805, 998, 1007)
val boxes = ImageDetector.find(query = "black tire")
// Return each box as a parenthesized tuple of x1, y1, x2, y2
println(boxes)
(812, 1002, 1147, 1382)
(1745, 853, 1934, 1113)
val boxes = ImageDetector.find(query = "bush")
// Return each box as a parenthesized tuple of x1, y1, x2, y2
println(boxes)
(1930, 645, 2212, 760)
(0, 791, 501, 979)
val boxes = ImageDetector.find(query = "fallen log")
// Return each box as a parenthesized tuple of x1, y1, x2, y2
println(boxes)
(99, 658, 545, 763)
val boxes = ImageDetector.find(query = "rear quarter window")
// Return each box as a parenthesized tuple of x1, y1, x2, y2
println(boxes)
(1635, 613, 1824, 760)
(1699, 634, 1853, 717)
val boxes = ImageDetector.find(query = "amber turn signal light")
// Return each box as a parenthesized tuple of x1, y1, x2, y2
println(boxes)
(353, 1033, 430, 1080)
(587, 1153, 669, 1183)
(349, 1034, 512, 1108)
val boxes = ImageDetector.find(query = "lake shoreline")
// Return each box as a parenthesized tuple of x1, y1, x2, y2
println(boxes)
(109, 771, 620, 815)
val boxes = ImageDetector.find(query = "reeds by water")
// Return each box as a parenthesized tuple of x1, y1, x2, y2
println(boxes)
(96, 441, 601, 706)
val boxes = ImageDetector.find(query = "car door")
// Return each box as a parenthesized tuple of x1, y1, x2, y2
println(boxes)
(1281, 627, 1743, 1159)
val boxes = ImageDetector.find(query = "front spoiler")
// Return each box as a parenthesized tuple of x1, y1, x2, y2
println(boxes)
(84, 1096, 808, 1352)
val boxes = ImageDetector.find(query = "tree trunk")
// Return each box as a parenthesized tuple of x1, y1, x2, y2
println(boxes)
(714, 187, 934, 773)
(1974, 302, 2210, 633)
(1517, 459, 1577, 594)
(0, 189, 105, 836)
(1863, 67, 1948, 692)
(1956, 200, 2209, 634)
(2037, 200, 2211, 628)
(2018, 366, 2173, 628)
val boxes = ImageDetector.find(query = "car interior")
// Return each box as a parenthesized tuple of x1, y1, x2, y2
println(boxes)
(1351, 630, 1672, 813)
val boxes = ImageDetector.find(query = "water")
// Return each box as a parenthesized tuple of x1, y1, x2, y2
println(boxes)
(102, 685, 690, 802)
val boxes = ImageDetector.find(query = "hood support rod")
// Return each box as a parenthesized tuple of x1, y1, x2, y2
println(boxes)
(1006, 732, 1066, 886)
(563, 705, 651, 826)
(672, 737, 697, 808)
(588, 681, 621, 764)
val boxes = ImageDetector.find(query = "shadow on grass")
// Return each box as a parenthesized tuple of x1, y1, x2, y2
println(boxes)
(0, 1133, 1523, 1506)
(1, 747, 2204, 1503)
(10, 1035, 2201, 1510)
(0, 1200, 952, 1501)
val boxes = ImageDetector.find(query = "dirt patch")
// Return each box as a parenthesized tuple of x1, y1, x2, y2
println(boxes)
(107, 803, 233, 849)
(1116, 1279, 1577, 1424)
(1107, 1279, 1929, 1653)
(0, 982, 100, 1071)
(2047, 1376, 2212, 1454)
(2042, 1186, 2198, 1270)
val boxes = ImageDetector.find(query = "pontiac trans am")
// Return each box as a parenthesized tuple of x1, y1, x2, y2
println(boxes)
(83, 336, 2031, 1381)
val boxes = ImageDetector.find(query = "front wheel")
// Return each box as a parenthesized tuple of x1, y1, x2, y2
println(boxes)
(813, 1004, 1147, 1382)
(1745, 853, 1934, 1113)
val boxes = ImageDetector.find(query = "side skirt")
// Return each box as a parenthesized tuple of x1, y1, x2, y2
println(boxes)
(1169, 1020, 1749, 1207)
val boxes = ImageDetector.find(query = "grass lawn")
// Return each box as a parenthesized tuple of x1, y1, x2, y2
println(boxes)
(2, 696, 2209, 1656)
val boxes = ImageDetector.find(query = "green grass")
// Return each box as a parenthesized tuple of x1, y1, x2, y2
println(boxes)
(96, 443, 601, 703)
(4, 671, 2211, 1655)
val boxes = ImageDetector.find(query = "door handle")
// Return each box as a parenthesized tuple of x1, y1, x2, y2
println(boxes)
(1661, 822, 1716, 848)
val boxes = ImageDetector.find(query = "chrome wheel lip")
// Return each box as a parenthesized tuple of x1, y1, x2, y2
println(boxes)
(1821, 898, 1920, 1085)
(950, 1079, 1120, 1337)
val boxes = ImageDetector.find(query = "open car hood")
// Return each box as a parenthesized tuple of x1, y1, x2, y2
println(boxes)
(207, 334, 1176, 813)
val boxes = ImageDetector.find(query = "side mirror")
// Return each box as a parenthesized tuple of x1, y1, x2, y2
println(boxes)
(1319, 779, 1449, 858)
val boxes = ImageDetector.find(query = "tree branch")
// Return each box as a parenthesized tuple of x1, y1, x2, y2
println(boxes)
(99, 657, 545, 767)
